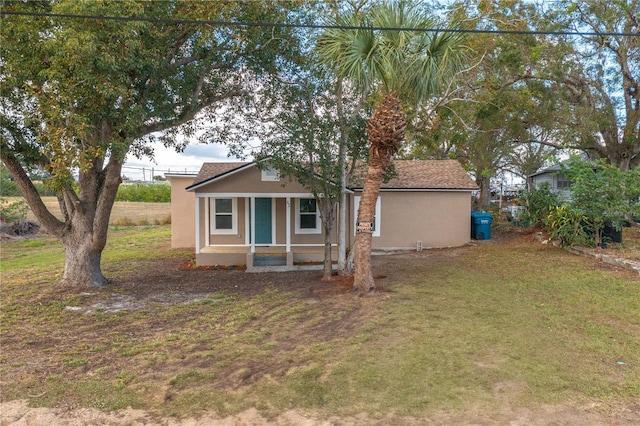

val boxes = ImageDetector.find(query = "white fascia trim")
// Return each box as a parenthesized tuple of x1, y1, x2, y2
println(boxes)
(204, 243, 337, 248)
(165, 173, 198, 177)
(196, 192, 315, 198)
(362, 188, 477, 193)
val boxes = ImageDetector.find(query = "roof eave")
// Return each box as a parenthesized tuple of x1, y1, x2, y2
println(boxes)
(349, 187, 479, 192)
(186, 162, 256, 191)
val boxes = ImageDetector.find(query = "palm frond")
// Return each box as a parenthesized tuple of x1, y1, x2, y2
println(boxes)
(317, 0, 469, 107)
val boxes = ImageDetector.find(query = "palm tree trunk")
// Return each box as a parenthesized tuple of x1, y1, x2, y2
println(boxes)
(353, 160, 385, 291)
(353, 92, 406, 292)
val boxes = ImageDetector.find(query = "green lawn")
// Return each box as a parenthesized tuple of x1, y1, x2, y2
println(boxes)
(1, 226, 639, 421)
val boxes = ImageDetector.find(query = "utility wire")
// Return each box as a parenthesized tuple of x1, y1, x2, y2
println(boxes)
(1, 10, 639, 38)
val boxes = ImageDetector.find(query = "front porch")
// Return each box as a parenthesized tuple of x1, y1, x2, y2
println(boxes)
(196, 244, 336, 270)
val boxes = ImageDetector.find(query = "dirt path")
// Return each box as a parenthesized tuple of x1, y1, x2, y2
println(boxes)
(3, 399, 640, 425)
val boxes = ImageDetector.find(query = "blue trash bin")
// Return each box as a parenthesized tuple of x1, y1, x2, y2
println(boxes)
(471, 211, 493, 240)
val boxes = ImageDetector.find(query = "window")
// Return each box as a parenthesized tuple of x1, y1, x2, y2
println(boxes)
(261, 166, 280, 181)
(556, 173, 571, 189)
(295, 198, 321, 234)
(354, 196, 381, 237)
(210, 198, 237, 234)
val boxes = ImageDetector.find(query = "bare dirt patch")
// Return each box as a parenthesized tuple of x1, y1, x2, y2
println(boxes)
(3, 397, 639, 425)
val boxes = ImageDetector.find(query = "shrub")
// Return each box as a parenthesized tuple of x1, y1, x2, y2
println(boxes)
(548, 205, 592, 247)
(115, 183, 170, 203)
(113, 216, 135, 226)
(0, 197, 28, 223)
(522, 183, 561, 227)
(154, 215, 171, 225)
(562, 156, 640, 247)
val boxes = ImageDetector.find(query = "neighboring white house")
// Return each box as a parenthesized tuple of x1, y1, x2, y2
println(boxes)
(528, 163, 572, 200)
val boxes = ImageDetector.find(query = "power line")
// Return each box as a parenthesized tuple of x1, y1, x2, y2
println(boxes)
(1, 10, 638, 38)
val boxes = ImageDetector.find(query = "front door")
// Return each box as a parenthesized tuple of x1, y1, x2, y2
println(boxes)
(254, 197, 272, 245)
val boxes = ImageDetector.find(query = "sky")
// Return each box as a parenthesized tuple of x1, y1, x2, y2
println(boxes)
(121, 141, 240, 181)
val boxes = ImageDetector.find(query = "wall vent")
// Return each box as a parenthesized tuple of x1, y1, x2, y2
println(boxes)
(416, 241, 423, 252)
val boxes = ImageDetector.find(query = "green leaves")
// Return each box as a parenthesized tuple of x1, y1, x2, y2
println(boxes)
(317, 1, 468, 107)
(561, 156, 640, 246)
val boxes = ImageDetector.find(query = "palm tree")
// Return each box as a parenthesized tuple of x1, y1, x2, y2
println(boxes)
(317, 0, 468, 292)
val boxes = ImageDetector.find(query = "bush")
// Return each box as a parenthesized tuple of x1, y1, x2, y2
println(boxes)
(522, 182, 561, 227)
(0, 197, 28, 223)
(562, 156, 640, 247)
(115, 183, 170, 203)
(0, 179, 22, 196)
(548, 205, 592, 247)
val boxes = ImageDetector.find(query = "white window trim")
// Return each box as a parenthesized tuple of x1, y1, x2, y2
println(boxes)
(354, 196, 381, 237)
(261, 166, 280, 181)
(210, 197, 237, 235)
(295, 198, 321, 234)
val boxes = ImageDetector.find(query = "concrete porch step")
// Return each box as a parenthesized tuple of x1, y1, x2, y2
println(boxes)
(253, 253, 287, 266)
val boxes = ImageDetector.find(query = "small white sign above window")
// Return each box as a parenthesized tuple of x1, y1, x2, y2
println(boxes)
(261, 166, 280, 181)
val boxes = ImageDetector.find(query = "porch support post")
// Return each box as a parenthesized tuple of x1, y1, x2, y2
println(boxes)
(286, 196, 291, 253)
(250, 196, 256, 253)
(195, 196, 200, 254)
(205, 196, 210, 247)
(286, 196, 292, 266)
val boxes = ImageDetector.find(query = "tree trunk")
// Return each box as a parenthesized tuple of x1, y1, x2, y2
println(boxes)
(322, 227, 333, 282)
(476, 173, 492, 208)
(60, 235, 108, 287)
(353, 159, 386, 292)
(2, 143, 123, 289)
(337, 185, 348, 276)
(353, 92, 406, 293)
(319, 197, 336, 282)
(336, 77, 351, 276)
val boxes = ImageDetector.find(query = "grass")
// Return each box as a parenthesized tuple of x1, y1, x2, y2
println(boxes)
(1, 226, 639, 420)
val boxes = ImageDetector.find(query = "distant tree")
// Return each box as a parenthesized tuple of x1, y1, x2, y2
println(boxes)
(411, 0, 566, 206)
(470, 0, 640, 171)
(0, 0, 300, 288)
(545, 0, 640, 171)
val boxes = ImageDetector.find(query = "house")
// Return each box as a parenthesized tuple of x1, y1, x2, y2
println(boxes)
(166, 159, 478, 270)
(528, 163, 572, 200)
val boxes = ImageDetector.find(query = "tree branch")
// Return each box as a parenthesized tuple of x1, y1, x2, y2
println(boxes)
(1, 149, 64, 235)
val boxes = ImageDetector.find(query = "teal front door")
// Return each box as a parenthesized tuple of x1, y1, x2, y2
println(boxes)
(254, 198, 272, 245)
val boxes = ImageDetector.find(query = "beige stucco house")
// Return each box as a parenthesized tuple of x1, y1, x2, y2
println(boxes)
(166, 159, 478, 269)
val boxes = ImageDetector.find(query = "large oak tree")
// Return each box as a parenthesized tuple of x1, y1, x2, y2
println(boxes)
(463, 0, 639, 171)
(0, 0, 299, 288)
